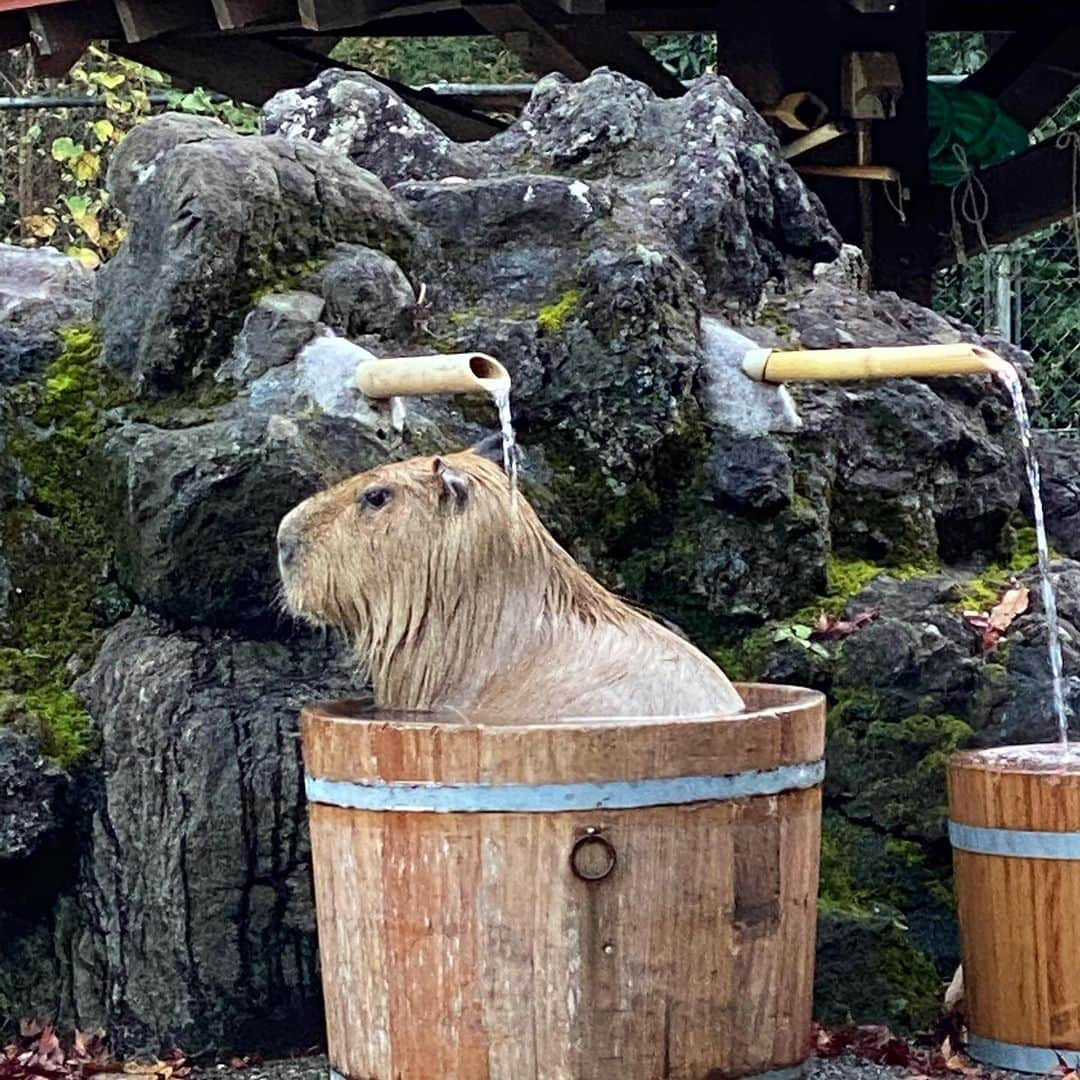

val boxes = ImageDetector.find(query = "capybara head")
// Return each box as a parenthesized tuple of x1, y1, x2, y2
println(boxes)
(277, 450, 552, 635)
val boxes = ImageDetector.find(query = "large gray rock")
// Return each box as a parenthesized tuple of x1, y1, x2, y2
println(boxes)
(1033, 431, 1080, 559)
(72, 612, 359, 1054)
(0, 245, 94, 384)
(96, 113, 415, 396)
(307, 243, 416, 341)
(263, 69, 486, 186)
(215, 291, 325, 386)
(0, 728, 70, 861)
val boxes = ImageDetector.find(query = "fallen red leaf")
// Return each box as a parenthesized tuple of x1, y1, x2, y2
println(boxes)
(811, 608, 880, 641)
(0, 1024, 187, 1080)
(963, 583, 1029, 651)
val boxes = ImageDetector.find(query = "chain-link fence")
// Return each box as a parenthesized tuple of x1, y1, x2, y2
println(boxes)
(934, 88, 1080, 431)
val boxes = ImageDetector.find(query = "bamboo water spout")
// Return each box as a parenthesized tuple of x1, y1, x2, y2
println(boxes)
(740, 341, 1008, 382)
(355, 352, 510, 398)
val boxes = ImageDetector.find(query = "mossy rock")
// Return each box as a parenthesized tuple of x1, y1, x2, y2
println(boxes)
(815, 906, 944, 1032)
(0, 324, 127, 765)
(827, 701, 973, 842)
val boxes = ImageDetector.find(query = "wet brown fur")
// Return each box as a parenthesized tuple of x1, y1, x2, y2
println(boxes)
(278, 451, 744, 717)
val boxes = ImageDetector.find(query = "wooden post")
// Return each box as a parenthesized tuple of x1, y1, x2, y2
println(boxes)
(301, 682, 825, 1079)
(949, 746, 1080, 1072)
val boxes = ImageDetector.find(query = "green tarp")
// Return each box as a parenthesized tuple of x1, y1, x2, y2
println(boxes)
(928, 82, 1030, 186)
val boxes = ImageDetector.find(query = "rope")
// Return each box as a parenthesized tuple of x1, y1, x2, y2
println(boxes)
(949, 144, 991, 265)
(1057, 130, 1080, 273)
(883, 178, 907, 224)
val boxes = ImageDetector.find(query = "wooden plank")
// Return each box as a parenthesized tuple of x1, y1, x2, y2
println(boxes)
(928, 0, 1076, 30)
(958, 26, 1080, 130)
(934, 123, 1080, 265)
(28, 0, 120, 60)
(113, 0, 208, 41)
(961, 27, 1060, 101)
(782, 121, 851, 161)
(796, 162, 900, 181)
(298, 0, 364, 29)
(0, 0, 70, 11)
(0, 11, 28, 51)
(465, 0, 685, 98)
(210, 0, 297, 28)
(115, 33, 503, 138)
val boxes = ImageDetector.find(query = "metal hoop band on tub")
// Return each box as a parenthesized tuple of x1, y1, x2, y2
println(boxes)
(305, 759, 825, 814)
(948, 820, 1080, 859)
(967, 1034, 1080, 1074)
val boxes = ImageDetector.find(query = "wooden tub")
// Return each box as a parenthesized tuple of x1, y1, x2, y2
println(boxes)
(950, 745, 1080, 1073)
(301, 682, 826, 1080)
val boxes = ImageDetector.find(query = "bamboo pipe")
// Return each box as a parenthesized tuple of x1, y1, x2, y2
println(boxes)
(742, 342, 1008, 383)
(355, 353, 511, 398)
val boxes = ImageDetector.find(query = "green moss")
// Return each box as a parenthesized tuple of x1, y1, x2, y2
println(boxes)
(1, 323, 126, 765)
(953, 523, 1041, 612)
(22, 687, 97, 766)
(248, 257, 326, 305)
(829, 707, 974, 841)
(536, 288, 583, 334)
(816, 810, 952, 1031)
(816, 907, 944, 1031)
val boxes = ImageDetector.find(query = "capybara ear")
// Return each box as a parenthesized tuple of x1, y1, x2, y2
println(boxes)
(433, 457, 471, 506)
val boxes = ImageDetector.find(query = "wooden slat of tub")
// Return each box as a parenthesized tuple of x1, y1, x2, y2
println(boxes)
(302, 684, 825, 786)
(948, 749, 1080, 830)
(310, 787, 820, 1080)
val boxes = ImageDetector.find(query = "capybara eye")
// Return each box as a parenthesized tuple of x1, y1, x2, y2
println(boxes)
(360, 486, 394, 510)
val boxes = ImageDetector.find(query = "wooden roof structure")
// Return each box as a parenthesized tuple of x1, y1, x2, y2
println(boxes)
(0, 0, 1078, 301)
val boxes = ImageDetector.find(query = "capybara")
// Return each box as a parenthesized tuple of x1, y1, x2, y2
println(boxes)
(278, 450, 744, 717)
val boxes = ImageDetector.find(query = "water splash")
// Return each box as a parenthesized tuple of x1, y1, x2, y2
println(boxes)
(490, 385, 519, 505)
(994, 362, 1070, 744)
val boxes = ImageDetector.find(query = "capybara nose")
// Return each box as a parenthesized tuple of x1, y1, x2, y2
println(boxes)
(278, 534, 299, 568)
(277, 511, 305, 571)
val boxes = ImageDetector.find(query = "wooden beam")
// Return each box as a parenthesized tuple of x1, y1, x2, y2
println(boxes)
(113, 0, 210, 42)
(377, 77, 506, 139)
(866, 0, 933, 302)
(959, 26, 1080, 130)
(115, 34, 504, 139)
(114, 34, 333, 102)
(465, 0, 685, 97)
(935, 124, 1080, 265)
(0, 11, 28, 51)
(298, 0, 362, 29)
(28, 0, 120, 73)
(211, 0, 297, 28)
(928, 1, 1077, 30)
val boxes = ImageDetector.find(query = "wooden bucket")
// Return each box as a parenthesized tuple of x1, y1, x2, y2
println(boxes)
(949, 745, 1080, 1072)
(301, 682, 825, 1080)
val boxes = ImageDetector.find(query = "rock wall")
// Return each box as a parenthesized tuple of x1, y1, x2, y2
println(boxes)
(1, 67, 1077, 1050)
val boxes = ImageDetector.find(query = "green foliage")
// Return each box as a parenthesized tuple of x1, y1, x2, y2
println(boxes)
(165, 86, 259, 133)
(927, 32, 987, 76)
(0, 324, 127, 766)
(333, 36, 531, 84)
(3, 44, 257, 267)
(642, 33, 716, 79)
(772, 622, 829, 658)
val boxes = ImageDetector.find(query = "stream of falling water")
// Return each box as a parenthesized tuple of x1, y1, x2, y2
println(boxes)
(490, 385, 519, 506)
(995, 363, 1070, 744)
